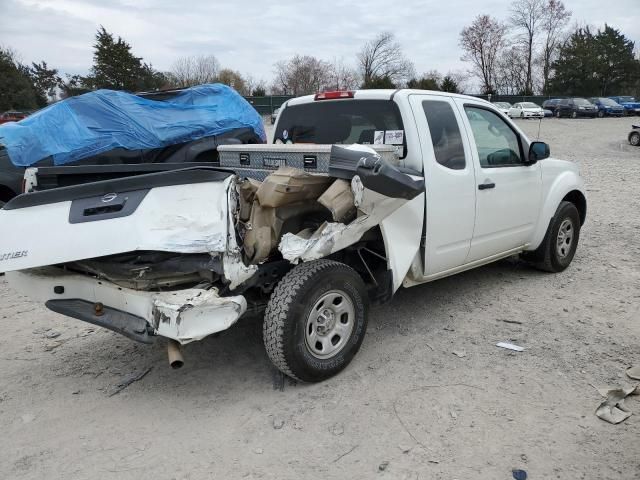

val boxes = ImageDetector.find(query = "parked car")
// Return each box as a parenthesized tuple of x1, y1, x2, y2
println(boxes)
(609, 96, 640, 116)
(589, 97, 625, 117)
(0, 89, 586, 382)
(542, 99, 561, 114)
(555, 98, 598, 118)
(0, 111, 29, 124)
(271, 107, 281, 124)
(0, 84, 265, 206)
(629, 125, 640, 146)
(543, 109, 553, 118)
(508, 102, 545, 119)
(493, 102, 512, 116)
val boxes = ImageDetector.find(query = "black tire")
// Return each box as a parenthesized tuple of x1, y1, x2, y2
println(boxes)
(531, 201, 581, 273)
(520, 112, 525, 119)
(263, 259, 369, 382)
(630, 132, 640, 147)
(597, 110, 604, 118)
(571, 111, 577, 119)
(555, 110, 561, 118)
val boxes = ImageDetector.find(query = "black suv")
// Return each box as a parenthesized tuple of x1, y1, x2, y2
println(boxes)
(555, 98, 598, 118)
(542, 98, 561, 114)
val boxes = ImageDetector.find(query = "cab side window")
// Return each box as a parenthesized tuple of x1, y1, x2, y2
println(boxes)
(422, 100, 466, 170)
(464, 106, 523, 168)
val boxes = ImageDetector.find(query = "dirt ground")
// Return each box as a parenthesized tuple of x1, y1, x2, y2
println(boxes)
(1, 117, 639, 480)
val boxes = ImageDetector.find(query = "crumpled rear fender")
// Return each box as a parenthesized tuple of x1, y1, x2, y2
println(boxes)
(278, 185, 425, 293)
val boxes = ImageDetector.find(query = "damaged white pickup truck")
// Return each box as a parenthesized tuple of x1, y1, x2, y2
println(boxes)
(0, 90, 586, 382)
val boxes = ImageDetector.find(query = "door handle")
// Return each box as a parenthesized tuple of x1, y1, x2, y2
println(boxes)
(478, 182, 495, 190)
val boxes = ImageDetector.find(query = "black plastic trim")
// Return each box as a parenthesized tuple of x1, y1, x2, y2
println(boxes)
(46, 299, 154, 344)
(69, 189, 149, 224)
(329, 145, 424, 200)
(4, 167, 232, 210)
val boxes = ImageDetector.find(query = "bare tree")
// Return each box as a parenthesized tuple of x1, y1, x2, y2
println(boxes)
(357, 32, 414, 86)
(510, 0, 546, 94)
(447, 70, 471, 93)
(170, 55, 220, 87)
(327, 57, 360, 91)
(459, 15, 507, 94)
(539, 0, 571, 93)
(273, 55, 330, 96)
(496, 46, 529, 94)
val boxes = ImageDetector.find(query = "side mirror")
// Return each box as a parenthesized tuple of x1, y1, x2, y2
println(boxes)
(528, 141, 550, 163)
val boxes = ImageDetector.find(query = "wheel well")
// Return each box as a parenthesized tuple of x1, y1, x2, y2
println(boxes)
(0, 184, 17, 203)
(562, 190, 586, 225)
(327, 226, 393, 304)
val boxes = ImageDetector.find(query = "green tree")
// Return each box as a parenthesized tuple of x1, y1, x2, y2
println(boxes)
(361, 75, 396, 89)
(0, 47, 38, 111)
(252, 86, 266, 96)
(28, 61, 61, 105)
(440, 75, 461, 93)
(550, 25, 639, 96)
(407, 76, 440, 90)
(592, 25, 639, 95)
(59, 74, 92, 99)
(86, 26, 162, 92)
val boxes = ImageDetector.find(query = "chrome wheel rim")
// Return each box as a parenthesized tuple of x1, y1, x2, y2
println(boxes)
(305, 290, 355, 359)
(556, 219, 574, 259)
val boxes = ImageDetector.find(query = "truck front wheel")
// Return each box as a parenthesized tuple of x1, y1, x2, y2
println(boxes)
(263, 259, 369, 382)
(531, 201, 581, 272)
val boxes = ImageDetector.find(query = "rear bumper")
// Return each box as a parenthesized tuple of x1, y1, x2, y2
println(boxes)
(7, 268, 247, 344)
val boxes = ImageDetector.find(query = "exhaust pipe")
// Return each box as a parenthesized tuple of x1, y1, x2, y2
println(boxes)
(167, 339, 184, 369)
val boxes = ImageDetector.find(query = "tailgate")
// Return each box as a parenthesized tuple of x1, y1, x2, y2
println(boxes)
(0, 168, 233, 273)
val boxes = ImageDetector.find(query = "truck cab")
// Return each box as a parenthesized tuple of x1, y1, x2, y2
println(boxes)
(0, 89, 586, 383)
(275, 90, 585, 282)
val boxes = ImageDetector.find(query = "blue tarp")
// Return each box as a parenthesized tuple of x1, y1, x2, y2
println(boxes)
(0, 83, 266, 167)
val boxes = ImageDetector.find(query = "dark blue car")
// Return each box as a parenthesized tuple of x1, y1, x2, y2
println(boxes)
(589, 97, 625, 117)
(609, 96, 640, 116)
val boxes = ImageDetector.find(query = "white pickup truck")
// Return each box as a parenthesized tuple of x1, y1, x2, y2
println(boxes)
(0, 89, 586, 382)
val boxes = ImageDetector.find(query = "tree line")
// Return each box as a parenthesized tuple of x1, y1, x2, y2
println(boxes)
(460, 0, 640, 96)
(1, 1, 638, 112)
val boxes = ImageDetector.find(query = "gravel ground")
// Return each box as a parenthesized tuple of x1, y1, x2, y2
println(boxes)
(0, 117, 639, 480)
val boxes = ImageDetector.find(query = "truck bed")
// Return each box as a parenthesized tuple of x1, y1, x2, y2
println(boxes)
(24, 144, 404, 192)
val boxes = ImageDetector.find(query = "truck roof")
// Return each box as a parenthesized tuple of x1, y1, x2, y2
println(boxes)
(285, 89, 491, 108)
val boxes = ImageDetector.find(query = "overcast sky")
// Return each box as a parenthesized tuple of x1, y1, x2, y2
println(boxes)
(1, 0, 638, 86)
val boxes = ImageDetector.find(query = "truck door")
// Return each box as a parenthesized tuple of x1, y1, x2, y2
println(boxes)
(455, 100, 542, 262)
(408, 94, 477, 276)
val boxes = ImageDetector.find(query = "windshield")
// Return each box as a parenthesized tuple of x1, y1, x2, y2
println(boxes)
(495, 102, 511, 108)
(521, 102, 539, 108)
(618, 96, 636, 103)
(275, 100, 405, 155)
(573, 98, 591, 106)
(597, 98, 618, 106)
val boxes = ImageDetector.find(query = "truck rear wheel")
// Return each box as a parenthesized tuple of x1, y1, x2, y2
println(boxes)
(263, 259, 369, 382)
(530, 201, 581, 273)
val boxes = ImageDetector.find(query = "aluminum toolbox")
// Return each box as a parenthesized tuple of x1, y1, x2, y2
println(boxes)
(217, 144, 401, 180)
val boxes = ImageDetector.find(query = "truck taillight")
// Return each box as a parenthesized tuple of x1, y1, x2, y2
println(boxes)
(314, 91, 354, 101)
